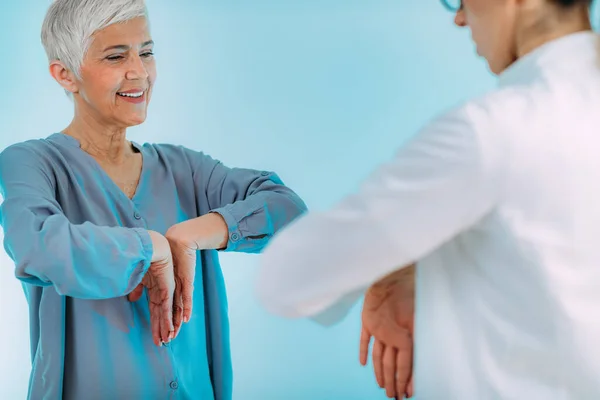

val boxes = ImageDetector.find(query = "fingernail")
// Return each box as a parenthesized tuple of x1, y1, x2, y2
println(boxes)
(184, 316, 189, 323)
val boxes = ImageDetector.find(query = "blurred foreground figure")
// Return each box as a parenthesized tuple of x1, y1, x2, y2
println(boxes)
(257, 0, 600, 399)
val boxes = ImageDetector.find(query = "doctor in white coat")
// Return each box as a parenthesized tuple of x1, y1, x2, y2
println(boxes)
(256, 0, 600, 399)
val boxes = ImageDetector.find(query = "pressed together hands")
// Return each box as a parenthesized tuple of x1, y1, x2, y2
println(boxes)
(128, 213, 415, 399)
(126, 213, 229, 347)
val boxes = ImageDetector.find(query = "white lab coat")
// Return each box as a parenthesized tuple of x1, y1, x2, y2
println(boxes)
(257, 31, 600, 399)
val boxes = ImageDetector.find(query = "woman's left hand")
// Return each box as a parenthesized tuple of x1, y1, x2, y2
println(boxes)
(163, 227, 197, 338)
(133, 214, 227, 338)
(163, 214, 228, 337)
(129, 214, 229, 338)
(128, 225, 197, 339)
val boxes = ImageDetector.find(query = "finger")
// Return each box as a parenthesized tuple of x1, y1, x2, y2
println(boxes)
(152, 263, 175, 344)
(172, 280, 184, 338)
(372, 339, 384, 388)
(175, 248, 196, 323)
(383, 345, 398, 398)
(142, 276, 160, 346)
(396, 340, 413, 397)
(359, 326, 371, 366)
(406, 375, 414, 398)
(160, 278, 175, 344)
(127, 283, 144, 302)
(150, 300, 161, 347)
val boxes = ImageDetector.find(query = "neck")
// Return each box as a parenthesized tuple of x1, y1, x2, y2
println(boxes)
(516, 5, 592, 58)
(64, 103, 134, 163)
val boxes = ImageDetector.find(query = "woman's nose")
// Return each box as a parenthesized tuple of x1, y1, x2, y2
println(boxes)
(125, 55, 149, 81)
(454, 9, 467, 27)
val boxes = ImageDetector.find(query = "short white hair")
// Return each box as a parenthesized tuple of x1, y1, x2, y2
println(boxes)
(41, 0, 148, 79)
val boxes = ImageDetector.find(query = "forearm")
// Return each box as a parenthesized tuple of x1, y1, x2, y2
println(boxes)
(305, 265, 416, 327)
(166, 213, 229, 250)
(3, 208, 153, 299)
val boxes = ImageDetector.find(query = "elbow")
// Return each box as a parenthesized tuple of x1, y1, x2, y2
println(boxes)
(13, 256, 70, 294)
(256, 283, 306, 319)
(255, 264, 321, 320)
(256, 284, 342, 322)
(255, 259, 304, 319)
(276, 193, 309, 230)
(257, 282, 358, 326)
(291, 194, 309, 217)
(13, 256, 53, 289)
(269, 186, 309, 217)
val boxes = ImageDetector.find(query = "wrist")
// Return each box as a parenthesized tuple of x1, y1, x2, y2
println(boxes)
(373, 264, 415, 290)
(147, 230, 164, 261)
(183, 213, 229, 250)
(207, 212, 229, 249)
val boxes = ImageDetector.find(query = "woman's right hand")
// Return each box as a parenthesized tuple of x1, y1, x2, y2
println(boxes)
(128, 230, 176, 347)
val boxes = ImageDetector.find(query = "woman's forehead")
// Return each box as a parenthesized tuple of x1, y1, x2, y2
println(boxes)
(89, 17, 152, 52)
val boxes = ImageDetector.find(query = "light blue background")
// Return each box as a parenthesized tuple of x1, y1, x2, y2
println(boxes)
(3, 1, 592, 399)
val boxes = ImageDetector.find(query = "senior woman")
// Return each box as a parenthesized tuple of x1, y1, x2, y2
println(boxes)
(0, 0, 307, 399)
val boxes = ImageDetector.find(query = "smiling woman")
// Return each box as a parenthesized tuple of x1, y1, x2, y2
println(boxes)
(0, 0, 307, 399)
(48, 14, 156, 128)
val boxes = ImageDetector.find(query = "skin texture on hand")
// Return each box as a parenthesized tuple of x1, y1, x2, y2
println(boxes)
(127, 230, 176, 347)
(360, 264, 415, 399)
(128, 214, 229, 344)
(164, 212, 228, 334)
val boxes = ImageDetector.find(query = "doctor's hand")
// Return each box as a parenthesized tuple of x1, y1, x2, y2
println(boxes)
(360, 265, 415, 399)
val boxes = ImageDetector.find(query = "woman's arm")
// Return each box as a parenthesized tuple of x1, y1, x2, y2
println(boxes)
(0, 143, 154, 299)
(185, 149, 308, 253)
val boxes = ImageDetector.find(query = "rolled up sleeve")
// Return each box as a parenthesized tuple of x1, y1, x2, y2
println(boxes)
(185, 149, 308, 253)
(0, 144, 153, 299)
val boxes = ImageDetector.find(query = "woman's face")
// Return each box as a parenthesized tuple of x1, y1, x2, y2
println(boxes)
(73, 17, 156, 128)
(454, 0, 520, 74)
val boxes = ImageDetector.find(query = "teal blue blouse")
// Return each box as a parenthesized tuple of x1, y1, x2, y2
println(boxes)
(0, 133, 307, 400)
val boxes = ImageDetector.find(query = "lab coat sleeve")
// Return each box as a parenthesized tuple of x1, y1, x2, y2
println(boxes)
(255, 102, 503, 324)
(0, 143, 154, 299)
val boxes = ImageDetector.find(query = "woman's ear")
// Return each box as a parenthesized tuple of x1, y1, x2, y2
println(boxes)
(49, 60, 79, 94)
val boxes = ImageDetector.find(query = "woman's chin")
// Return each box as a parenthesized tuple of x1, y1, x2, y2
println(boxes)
(122, 113, 148, 127)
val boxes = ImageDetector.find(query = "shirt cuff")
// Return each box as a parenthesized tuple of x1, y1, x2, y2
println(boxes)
(209, 207, 244, 251)
(129, 228, 154, 288)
